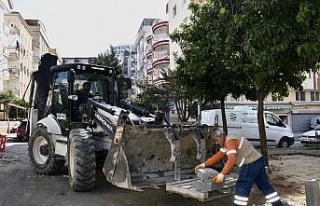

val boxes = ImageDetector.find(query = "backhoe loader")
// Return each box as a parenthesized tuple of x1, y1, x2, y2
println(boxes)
(26, 53, 214, 193)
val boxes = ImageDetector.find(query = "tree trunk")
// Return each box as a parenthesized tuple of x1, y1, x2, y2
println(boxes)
(258, 89, 269, 167)
(220, 98, 228, 135)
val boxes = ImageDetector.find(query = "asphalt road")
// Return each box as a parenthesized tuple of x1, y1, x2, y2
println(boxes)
(1, 142, 234, 206)
(0, 134, 310, 206)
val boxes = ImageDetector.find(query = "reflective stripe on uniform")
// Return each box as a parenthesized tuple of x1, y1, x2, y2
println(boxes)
(234, 195, 248, 206)
(234, 195, 248, 201)
(226, 149, 236, 155)
(234, 200, 247, 205)
(220, 148, 226, 153)
(238, 158, 245, 167)
(266, 192, 278, 199)
(266, 192, 280, 203)
(267, 196, 280, 203)
(238, 137, 244, 149)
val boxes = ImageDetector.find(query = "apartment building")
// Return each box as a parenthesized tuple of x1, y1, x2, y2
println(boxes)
(149, 19, 170, 86)
(133, 18, 170, 89)
(0, 0, 12, 92)
(25, 19, 51, 72)
(113, 44, 136, 78)
(133, 18, 159, 95)
(167, 0, 192, 72)
(4, 11, 33, 99)
(166, 0, 320, 131)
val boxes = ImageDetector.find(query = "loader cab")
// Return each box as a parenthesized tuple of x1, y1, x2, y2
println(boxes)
(47, 64, 121, 134)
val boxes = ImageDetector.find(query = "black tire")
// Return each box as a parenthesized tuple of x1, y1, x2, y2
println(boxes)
(28, 126, 65, 175)
(68, 128, 96, 192)
(278, 138, 289, 148)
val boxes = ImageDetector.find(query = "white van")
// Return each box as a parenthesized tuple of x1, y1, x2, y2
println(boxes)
(310, 116, 320, 129)
(201, 108, 294, 148)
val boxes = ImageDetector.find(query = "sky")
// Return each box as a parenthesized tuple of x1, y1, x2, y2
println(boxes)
(12, 0, 168, 57)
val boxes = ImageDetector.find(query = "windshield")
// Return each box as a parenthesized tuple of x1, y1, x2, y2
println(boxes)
(265, 113, 285, 127)
(73, 72, 110, 102)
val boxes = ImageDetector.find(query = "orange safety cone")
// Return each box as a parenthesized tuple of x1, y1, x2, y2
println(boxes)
(0, 134, 7, 152)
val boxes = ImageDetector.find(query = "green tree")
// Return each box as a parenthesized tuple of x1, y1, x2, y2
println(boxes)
(95, 45, 119, 67)
(171, 0, 320, 166)
(229, 0, 320, 165)
(0, 90, 27, 119)
(163, 67, 195, 123)
(133, 81, 168, 112)
(170, 1, 255, 132)
(95, 46, 128, 105)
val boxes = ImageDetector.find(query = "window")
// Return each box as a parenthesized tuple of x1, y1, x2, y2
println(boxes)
(173, 5, 177, 17)
(265, 113, 284, 127)
(295, 91, 305, 101)
(311, 91, 320, 101)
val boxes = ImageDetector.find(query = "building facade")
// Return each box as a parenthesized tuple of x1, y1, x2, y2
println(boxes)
(25, 19, 51, 72)
(4, 11, 33, 99)
(0, 0, 12, 92)
(167, 0, 192, 72)
(149, 19, 170, 86)
(133, 18, 159, 95)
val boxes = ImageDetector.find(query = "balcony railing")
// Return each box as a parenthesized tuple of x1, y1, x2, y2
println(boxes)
(153, 51, 169, 62)
(8, 67, 19, 78)
(9, 25, 20, 36)
(152, 39, 170, 51)
(152, 34, 169, 42)
(152, 20, 169, 33)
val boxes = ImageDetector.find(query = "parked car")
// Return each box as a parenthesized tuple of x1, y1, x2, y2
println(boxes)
(301, 126, 320, 146)
(16, 119, 28, 141)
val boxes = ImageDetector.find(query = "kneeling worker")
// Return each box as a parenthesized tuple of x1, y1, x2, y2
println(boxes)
(195, 128, 283, 206)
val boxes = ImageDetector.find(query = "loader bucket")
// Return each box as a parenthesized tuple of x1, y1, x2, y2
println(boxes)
(103, 123, 213, 190)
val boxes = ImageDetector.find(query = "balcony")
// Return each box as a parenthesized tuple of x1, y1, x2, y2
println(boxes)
(152, 39, 170, 52)
(9, 25, 20, 36)
(153, 59, 170, 70)
(153, 77, 166, 86)
(153, 52, 170, 69)
(3, 46, 9, 58)
(8, 46, 20, 59)
(147, 63, 153, 74)
(153, 59, 170, 69)
(153, 51, 169, 62)
(8, 67, 19, 78)
(33, 56, 40, 64)
(152, 20, 169, 35)
(146, 49, 153, 59)
(146, 34, 152, 43)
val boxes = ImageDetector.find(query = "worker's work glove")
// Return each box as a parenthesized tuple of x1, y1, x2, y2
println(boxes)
(194, 163, 205, 174)
(212, 173, 224, 184)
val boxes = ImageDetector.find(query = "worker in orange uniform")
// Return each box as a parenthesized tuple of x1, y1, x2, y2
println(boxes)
(195, 128, 283, 206)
